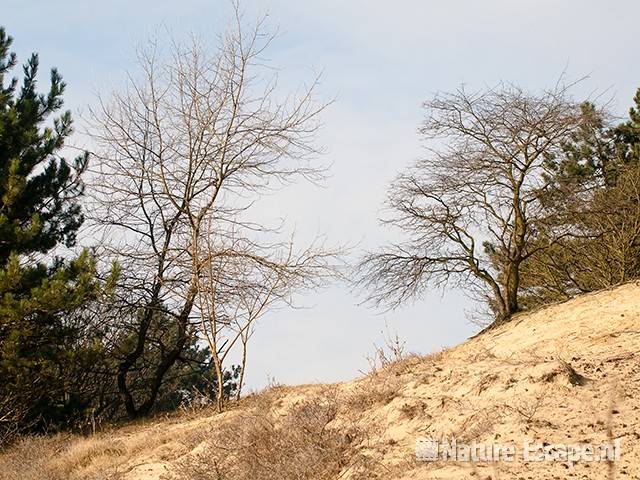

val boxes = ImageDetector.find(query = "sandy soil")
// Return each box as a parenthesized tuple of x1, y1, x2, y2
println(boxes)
(1, 282, 638, 479)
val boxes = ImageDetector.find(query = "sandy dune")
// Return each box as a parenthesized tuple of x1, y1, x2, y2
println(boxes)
(1, 282, 638, 479)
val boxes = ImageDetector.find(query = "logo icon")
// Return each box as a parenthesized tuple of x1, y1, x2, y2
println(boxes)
(416, 437, 439, 461)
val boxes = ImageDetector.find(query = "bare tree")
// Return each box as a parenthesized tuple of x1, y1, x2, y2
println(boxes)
(88, 8, 335, 417)
(357, 83, 588, 324)
(196, 226, 335, 411)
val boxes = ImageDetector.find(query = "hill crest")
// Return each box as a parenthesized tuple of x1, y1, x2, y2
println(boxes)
(1, 282, 639, 479)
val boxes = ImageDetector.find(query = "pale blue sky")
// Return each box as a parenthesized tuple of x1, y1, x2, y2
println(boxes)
(5, 0, 640, 389)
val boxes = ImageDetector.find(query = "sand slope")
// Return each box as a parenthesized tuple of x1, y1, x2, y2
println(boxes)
(1, 282, 639, 479)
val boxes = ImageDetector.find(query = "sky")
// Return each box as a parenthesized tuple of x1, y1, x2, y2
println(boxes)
(4, 0, 640, 389)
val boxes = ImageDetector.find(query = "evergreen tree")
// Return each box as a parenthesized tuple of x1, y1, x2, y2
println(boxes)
(0, 27, 99, 441)
(520, 89, 640, 308)
(611, 88, 640, 169)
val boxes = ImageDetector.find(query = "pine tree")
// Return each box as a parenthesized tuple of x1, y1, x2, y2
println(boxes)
(611, 88, 640, 168)
(520, 89, 640, 309)
(0, 27, 99, 440)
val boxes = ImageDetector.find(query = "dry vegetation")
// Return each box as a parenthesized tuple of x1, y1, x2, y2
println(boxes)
(166, 388, 366, 480)
(1, 282, 639, 480)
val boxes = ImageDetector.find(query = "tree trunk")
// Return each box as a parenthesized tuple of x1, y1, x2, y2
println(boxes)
(213, 355, 225, 413)
(117, 282, 197, 419)
(116, 283, 161, 418)
(236, 340, 248, 402)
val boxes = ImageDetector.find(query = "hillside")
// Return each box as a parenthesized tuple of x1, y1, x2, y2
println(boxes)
(1, 283, 639, 480)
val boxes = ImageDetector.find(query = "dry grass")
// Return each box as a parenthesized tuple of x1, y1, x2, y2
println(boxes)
(0, 409, 219, 480)
(0, 434, 125, 480)
(163, 388, 365, 480)
(1, 283, 639, 480)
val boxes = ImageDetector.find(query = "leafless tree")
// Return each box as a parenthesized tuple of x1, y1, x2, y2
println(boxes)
(357, 82, 589, 324)
(87, 7, 335, 417)
(196, 225, 336, 411)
